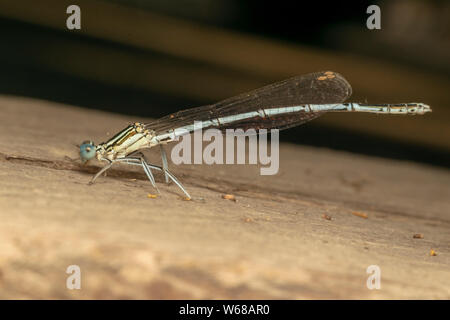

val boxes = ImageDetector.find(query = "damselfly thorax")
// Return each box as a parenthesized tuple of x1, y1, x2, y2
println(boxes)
(79, 71, 431, 199)
(95, 123, 155, 161)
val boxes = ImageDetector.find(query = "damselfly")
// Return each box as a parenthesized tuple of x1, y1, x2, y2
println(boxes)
(79, 71, 431, 199)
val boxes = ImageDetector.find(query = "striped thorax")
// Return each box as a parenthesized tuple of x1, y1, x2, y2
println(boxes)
(98, 122, 155, 160)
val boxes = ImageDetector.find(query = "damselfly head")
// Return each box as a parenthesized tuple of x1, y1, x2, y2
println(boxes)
(79, 140, 97, 163)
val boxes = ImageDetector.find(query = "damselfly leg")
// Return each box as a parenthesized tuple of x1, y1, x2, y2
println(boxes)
(118, 156, 191, 199)
(88, 160, 113, 185)
(159, 145, 170, 184)
(88, 154, 191, 199)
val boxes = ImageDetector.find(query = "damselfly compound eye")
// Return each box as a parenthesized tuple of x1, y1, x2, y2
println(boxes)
(80, 141, 96, 162)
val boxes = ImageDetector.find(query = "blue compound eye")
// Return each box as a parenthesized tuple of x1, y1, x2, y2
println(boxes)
(79, 140, 96, 162)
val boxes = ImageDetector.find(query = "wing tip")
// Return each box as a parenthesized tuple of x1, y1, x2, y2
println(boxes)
(316, 70, 353, 101)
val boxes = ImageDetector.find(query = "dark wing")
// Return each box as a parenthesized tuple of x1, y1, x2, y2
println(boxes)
(146, 71, 352, 134)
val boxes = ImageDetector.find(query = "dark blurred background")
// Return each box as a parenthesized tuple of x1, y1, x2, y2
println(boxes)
(0, 0, 449, 166)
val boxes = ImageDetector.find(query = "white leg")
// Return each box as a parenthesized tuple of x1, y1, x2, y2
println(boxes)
(116, 156, 191, 199)
(89, 160, 113, 185)
(160, 145, 170, 184)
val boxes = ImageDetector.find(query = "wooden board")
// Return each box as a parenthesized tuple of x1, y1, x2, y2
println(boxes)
(0, 95, 449, 298)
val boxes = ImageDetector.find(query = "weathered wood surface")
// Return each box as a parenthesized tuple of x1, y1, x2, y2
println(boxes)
(0, 96, 449, 299)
